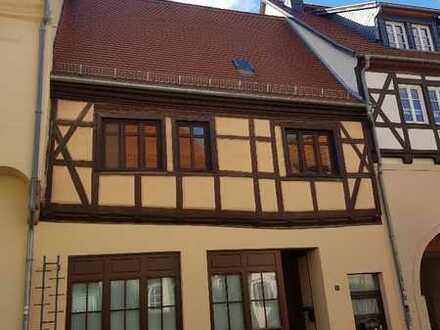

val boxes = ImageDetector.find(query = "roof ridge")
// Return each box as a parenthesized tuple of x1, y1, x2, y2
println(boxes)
(145, 0, 286, 21)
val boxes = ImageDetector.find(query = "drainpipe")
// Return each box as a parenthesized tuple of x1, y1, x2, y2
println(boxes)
(359, 55, 411, 329)
(22, 1, 50, 330)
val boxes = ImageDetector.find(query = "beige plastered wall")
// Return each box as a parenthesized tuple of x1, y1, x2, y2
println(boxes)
(381, 159, 440, 330)
(0, 175, 28, 330)
(30, 222, 405, 330)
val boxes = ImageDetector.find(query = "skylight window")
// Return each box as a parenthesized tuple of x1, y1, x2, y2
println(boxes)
(232, 59, 255, 75)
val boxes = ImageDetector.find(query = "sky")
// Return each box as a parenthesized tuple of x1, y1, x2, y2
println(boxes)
(172, 0, 440, 12)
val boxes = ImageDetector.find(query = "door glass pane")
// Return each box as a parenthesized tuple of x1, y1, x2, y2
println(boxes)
(126, 310, 140, 330)
(111, 281, 125, 310)
(145, 136, 158, 168)
(126, 279, 139, 309)
(87, 313, 101, 330)
(71, 313, 86, 330)
(226, 275, 242, 302)
(148, 309, 162, 330)
(352, 298, 380, 315)
(179, 137, 191, 168)
(193, 137, 206, 169)
(72, 283, 87, 313)
(163, 306, 177, 330)
(211, 275, 227, 303)
(162, 277, 176, 306)
(148, 279, 162, 307)
(105, 134, 120, 168)
(250, 301, 266, 329)
(265, 300, 281, 328)
(229, 303, 245, 330)
(125, 135, 139, 168)
(88, 282, 102, 312)
(262, 272, 278, 299)
(110, 311, 124, 330)
(213, 304, 228, 330)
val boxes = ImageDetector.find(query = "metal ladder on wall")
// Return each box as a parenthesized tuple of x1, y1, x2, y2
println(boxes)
(34, 256, 64, 330)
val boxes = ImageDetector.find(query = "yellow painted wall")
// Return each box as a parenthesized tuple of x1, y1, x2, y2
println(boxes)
(30, 222, 406, 330)
(0, 175, 28, 330)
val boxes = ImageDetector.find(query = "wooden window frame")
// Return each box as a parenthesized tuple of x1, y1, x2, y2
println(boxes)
(427, 86, 440, 124)
(280, 122, 342, 178)
(66, 252, 182, 330)
(348, 273, 388, 330)
(174, 120, 213, 172)
(96, 114, 166, 173)
(207, 250, 289, 330)
(398, 85, 429, 124)
(411, 24, 435, 52)
(385, 21, 409, 50)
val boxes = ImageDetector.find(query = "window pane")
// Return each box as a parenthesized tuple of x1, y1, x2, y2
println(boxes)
(226, 275, 242, 302)
(126, 279, 139, 309)
(386, 24, 396, 47)
(125, 124, 138, 135)
(192, 126, 205, 137)
(179, 137, 191, 169)
(110, 311, 124, 330)
(148, 308, 162, 330)
(163, 306, 177, 330)
(349, 274, 379, 292)
(145, 136, 158, 168)
(125, 135, 139, 168)
(265, 300, 281, 328)
(162, 277, 176, 306)
(352, 298, 380, 316)
(250, 301, 266, 329)
(148, 278, 162, 307)
(72, 283, 87, 313)
(126, 310, 140, 330)
(248, 273, 263, 300)
(213, 304, 228, 330)
(178, 126, 190, 136)
(288, 142, 300, 173)
(111, 281, 125, 310)
(211, 275, 227, 303)
(193, 137, 206, 169)
(304, 143, 317, 172)
(87, 313, 101, 330)
(145, 124, 157, 136)
(88, 282, 102, 312)
(262, 272, 278, 300)
(71, 313, 86, 330)
(105, 134, 119, 169)
(105, 123, 119, 135)
(320, 145, 332, 173)
(229, 303, 245, 330)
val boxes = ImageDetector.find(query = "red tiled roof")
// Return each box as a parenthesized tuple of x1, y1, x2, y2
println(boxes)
(268, 0, 440, 62)
(53, 0, 358, 103)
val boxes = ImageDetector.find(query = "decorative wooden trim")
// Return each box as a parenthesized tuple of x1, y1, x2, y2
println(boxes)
(249, 119, 262, 215)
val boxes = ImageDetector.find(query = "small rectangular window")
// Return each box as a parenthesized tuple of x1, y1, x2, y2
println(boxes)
(101, 119, 162, 171)
(386, 21, 409, 49)
(428, 87, 440, 124)
(412, 24, 435, 52)
(285, 129, 337, 176)
(348, 274, 387, 330)
(176, 121, 211, 171)
(68, 253, 181, 330)
(398, 85, 428, 124)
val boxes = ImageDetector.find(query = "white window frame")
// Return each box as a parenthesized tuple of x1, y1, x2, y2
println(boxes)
(399, 85, 429, 124)
(411, 24, 435, 52)
(386, 21, 409, 49)
(427, 86, 440, 124)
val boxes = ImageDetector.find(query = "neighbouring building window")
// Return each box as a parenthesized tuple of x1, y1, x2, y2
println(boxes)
(68, 253, 181, 330)
(428, 87, 440, 124)
(208, 250, 285, 330)
(411, 24, 435, 52)
(284, 129, 337, 176)
(176, 121, 211, 170)
(399, 85, 428, 123)
(348, 273, 387, 330)
(385, 21, 409, 49)
(101, 119, 163, 171)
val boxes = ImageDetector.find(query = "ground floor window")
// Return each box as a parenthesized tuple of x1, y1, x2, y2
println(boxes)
(208, 250, 287, 330)
(348, 273, 387, 330)
(67, 252, 181, 330)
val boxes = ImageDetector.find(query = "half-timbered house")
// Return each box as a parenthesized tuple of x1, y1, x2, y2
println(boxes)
(262, 0, 440, 329)
(25, 1, 410, 330)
